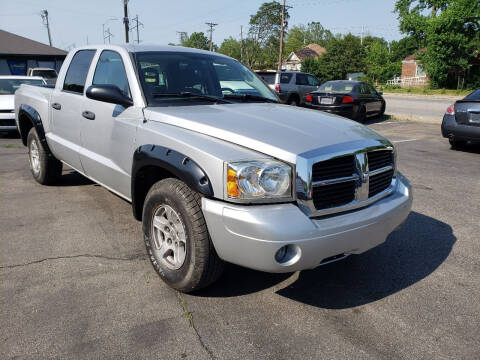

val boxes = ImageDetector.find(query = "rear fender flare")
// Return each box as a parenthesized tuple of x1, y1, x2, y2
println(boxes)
(18, 104, 52, 153)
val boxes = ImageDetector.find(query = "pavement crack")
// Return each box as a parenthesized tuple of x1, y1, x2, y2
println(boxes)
(0, 253, 148, 269)
(176, 291, 215, 359)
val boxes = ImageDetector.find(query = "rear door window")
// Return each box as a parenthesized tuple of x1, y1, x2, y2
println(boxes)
(257, 73, 275, 84)
(92, 50, 130, 96)
(296, 73, 308, 85)
(63, 50, 96, 94)
(280, 73, 292, 84)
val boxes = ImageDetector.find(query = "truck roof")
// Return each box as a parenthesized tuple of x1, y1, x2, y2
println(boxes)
(70, 44, 230, 58)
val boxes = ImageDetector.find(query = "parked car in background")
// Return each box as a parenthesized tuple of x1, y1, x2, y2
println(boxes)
(27, 67, 58, 85)
(305, 80, 385, 122)
(0, 76, 46, 132)
(256, 70, 321, 105)
(441, 88, 480, 148)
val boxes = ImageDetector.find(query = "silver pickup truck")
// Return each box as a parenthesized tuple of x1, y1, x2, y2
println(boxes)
(15, 45, 412, 292)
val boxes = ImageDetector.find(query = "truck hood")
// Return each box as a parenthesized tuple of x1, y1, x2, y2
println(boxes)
(0, 95, 14, 110)
(144, 103, 388, 163)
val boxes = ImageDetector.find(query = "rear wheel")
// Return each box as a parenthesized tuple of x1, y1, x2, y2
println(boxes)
(142, 178, 224, 292)
(27, 127, 62, 185)
(448, 137, 467, 148)
(287, 95, 300, 106)
(356, 105, 366, 123)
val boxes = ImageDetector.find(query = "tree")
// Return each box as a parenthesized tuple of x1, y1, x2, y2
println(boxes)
(285, 22, 333, 55)
(218, 37, 242, 60)
(181, 32, 210, 50)
(389, 36, 423, 62)
(365, 40, 402, 83)
(395, 0, 480, 88)
(248, 1, 288, 47)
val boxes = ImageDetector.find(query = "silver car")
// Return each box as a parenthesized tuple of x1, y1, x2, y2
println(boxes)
(256, 70, 321, 105)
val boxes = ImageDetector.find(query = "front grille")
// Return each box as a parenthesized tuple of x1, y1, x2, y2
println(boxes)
(367, 150, 393, 171)
(312, 155, 355, 181)
(0, 119, 15, 127)
(369, 169, 394, 197)
(312, 180, 356, 209)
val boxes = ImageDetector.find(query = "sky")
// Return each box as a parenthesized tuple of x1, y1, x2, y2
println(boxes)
(1, 0, 404, 50)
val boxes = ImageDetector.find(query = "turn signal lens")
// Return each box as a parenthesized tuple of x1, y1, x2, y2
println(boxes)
(275, 83, 281, 93)
(445, 104, 455, 115)
(342, 95, 354, 103)
(227, 168, 239, 198)
(306, 94, 313, 102)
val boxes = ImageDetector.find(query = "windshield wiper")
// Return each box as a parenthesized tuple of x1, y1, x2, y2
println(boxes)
(151, 91, 232, 104)
(222, 93, 278, 103)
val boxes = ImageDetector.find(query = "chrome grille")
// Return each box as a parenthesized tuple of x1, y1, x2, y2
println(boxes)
(312, 155, 355, 181)
(369, 169, 394, 197)
(309, 148, 395, 212)
(367, 150, 394, 171)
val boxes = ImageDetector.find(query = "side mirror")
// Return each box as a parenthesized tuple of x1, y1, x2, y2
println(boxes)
(86, 85, 133, 108)
(377, 91, 383, 96)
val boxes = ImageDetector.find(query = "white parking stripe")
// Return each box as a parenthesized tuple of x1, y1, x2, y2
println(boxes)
(392, 139, 418, 143)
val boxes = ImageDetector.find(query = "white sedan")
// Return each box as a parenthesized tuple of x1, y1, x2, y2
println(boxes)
(0, 76, 46, 132)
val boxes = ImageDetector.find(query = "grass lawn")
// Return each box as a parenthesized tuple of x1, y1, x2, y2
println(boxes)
(379, 86, 472, 97)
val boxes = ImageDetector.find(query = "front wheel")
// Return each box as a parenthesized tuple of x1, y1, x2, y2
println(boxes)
(448, 137, 467, 148)
(142, 178, 224, 292)
(27, 127, 62, 185)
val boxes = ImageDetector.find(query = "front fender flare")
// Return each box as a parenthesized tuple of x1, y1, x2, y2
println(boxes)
(18, 104, 51, 153)
(131, 145, 214, 220)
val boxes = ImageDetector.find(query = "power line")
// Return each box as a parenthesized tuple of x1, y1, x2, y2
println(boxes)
(40, 9, 52, 46)
(130, 15, 144, 44)
(205, 22, 218, 51)
(104, 28, 114, 44)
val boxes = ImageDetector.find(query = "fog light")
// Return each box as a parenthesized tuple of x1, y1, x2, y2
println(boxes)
(274, 244, 301, 265)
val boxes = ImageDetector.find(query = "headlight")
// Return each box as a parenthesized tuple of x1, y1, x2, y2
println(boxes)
(225, 160, 292, 202)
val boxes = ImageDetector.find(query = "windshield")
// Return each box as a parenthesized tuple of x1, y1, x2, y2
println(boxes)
(134, 51, 278, 106)
(318, 81, 355, 94)
(464, 89, 480, 101)
(32, 70, 57, 78)
(0, 79, 44, 95)
(256, 72, 276, 84)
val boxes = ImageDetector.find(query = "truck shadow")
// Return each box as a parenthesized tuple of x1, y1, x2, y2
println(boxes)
(196, 211, 455, 309)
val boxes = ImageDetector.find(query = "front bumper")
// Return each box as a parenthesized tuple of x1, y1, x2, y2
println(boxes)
(202, 172, 412, 273)
(0, 112, 17, 131)
(441, 114, 480, 141)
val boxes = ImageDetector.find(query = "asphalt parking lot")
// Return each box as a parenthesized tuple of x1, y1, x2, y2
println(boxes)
(1, 120, 479, 359)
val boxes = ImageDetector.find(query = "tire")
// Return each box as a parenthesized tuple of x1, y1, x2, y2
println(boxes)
(378, 102, 386, 117)
(448, 137, 467, 148)
(287, 95, 300, 106)
(356, 105, 366, 123)
(142, 178, 224, 292)
(27, 127, 62, 185)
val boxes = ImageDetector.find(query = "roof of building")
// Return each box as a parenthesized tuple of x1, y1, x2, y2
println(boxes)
(285, 43, 327, 62)
(404, 48, 426, 61)
(0, 29, 67, 56)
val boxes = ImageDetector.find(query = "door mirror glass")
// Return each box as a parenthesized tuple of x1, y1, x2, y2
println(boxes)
(86, 84, 133, 108)
(377, 91, 383, 96)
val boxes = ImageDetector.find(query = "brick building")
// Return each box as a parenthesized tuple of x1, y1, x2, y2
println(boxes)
(401, 49, 429, 87)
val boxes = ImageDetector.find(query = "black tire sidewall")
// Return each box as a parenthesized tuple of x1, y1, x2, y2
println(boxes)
(143, 180, 200, 290)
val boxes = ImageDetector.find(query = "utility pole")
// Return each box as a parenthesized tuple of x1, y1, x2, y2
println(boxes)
(130, 15, 143, 44)
(277, 0, 287, 70)
(240, 25, 243, 62)
(176, 31, 188, 44)
(41, 10, 52, 46)
(360, 25, 365, 45)
(205, 22, 218, 51)
(104, 28, 114, 44)
(123, 0, 129, 43)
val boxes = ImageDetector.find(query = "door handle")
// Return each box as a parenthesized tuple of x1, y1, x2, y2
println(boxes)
(82, 111, 95, 120)
(52, 102, 61, 110)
